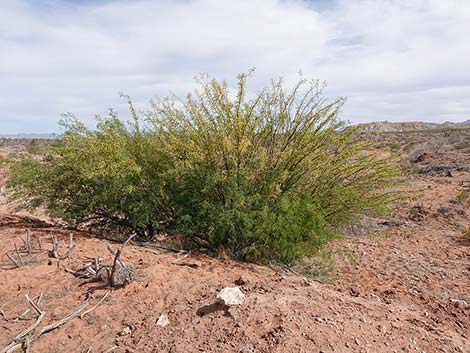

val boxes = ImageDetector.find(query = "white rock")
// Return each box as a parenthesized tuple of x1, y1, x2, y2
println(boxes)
(156, 313, 170, 327)
(119, 326, 131, 336)
(216, 286, 245, 306)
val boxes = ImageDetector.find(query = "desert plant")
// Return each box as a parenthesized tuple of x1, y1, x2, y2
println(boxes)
(146, 72, 399, 262)
(7, 72, 399, 263)
(8, 108, 174, 240)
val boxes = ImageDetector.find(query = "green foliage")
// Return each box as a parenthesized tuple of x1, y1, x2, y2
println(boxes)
(8, 108, 173, 239)
(7, 72, 399, 263)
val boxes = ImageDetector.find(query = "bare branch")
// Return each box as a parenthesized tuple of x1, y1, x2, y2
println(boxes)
(14, 245, 24, 266)
(109, 234, 135, 288)
(36, 301, 89, 337)
(6, 253, 21, 268)
(0, 294, 45, 353)
(80, 291, 110, 319)
(51, 234, 76, 260)
(13, 294, 43, 323)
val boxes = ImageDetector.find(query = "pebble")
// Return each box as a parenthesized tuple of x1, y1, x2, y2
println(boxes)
(119, 326, 131, 336)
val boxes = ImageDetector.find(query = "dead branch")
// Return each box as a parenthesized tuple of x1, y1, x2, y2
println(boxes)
(35, 301, 89, 337)
(0, 294, 45, 353)
(66, 236, 134, 288)
(51, 234, 76, 260)
(19, 234, 29, 254)
(13, 244, 24, 266)
(5, 253, 21, 268)
(26, 230, 31, 255)
(64, 268, 89, 278)
(3, 232, 46, 270)
(94, 257, 101, 272)
(19, 230, 35, 255)
(108, 234, 135, 288)
(2, 296, 89, 353)
(80, 291, 110, 319)
(13, 294, 43, 323)
(106, 246, 128, 270)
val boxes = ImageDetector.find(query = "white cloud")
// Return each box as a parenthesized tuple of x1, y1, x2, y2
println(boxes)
(0, 0, 469, 133)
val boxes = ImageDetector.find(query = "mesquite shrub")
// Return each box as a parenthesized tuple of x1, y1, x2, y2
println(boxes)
(8, 73, 398, 263)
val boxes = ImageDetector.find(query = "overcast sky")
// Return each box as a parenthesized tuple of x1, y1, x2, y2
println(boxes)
(1, 0, 469, 133)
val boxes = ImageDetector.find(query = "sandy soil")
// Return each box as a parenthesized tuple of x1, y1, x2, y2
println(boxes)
(0, 136, 469, 353)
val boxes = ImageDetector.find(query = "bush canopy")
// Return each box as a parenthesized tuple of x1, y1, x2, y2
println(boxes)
(7, 72, 398, 263)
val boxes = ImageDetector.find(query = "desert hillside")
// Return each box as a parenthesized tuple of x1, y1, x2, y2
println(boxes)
(357, 120, 470, 133)
(1, 129, 469, 353)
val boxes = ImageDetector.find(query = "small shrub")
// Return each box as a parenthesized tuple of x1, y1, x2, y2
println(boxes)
(7, 72, 399, 263)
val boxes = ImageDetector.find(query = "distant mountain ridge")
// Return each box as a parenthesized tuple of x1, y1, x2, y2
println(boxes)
(2, 119, 470, 137)
(357, 119, 470, 133)
(0, 133, 58, 139)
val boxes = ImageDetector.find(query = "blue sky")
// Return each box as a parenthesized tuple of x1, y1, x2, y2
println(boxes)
(1, 0, 470, 133)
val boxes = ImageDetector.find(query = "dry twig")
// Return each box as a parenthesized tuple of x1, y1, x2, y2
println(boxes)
(5, 253, 21, 268)
(3, 231, 46, 269)
(51, 234, 76, 260)
(80, 291, 110, 319)
(0, 294, 45, 353)
(13, 244, 24, 266)
(1, 295, 89, 353)
(36, 301, 89, 337)
(108, 234, 135, 288)
(13, 293, 43, 323)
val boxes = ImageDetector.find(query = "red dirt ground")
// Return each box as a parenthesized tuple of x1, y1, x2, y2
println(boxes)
(0, 143, 469, 353)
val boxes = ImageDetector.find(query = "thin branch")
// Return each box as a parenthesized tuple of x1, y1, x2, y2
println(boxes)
(13, 294, 43, 323)
(6, 253, 21, 268)
(14, 245, 24, 266)
(109, 234, 135, 288)
(106, 246, 127, 270)
(35, 301, 89, 337)
(0, 294, 45, 353)
(51, 234, 76, 260)
(64, 268, 89, 278)
(26, 230, 32, 255)
(80, 291, 110, 319)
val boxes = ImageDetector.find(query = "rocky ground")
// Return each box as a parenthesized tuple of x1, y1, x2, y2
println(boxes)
(0, 130, 469, 353)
